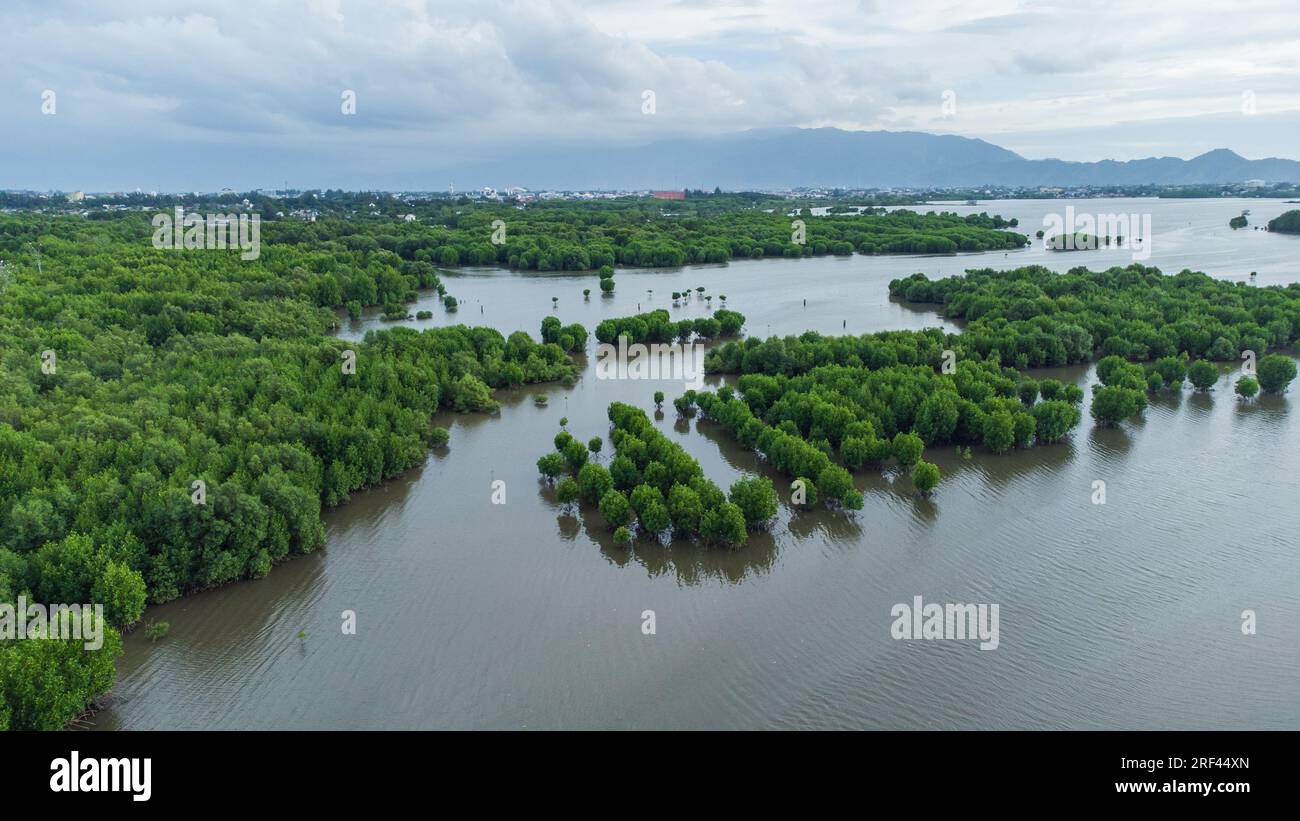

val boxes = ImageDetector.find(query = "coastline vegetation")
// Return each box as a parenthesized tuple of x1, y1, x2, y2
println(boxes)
(0, 213, 577, 728)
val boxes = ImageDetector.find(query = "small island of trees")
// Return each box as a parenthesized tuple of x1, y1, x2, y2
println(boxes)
(1266, 209, 1300, 233)
(594, 308, 746, 345)
(538, 403, 777, 546)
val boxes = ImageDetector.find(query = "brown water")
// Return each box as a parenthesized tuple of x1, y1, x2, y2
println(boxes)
(94, 198, 1300, 730)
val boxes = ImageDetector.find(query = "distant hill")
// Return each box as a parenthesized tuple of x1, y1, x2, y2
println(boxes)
(448, 128, 1300, 190)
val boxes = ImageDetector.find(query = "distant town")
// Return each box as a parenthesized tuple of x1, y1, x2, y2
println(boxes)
(4, 180, 1299, 227)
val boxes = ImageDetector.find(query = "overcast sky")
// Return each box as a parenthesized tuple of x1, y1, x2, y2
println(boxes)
(3, 0, 1298, 190)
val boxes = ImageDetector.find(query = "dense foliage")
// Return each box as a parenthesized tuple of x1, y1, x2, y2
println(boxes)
(890, 264, 1300, 370)
(594, 308, 746, 345)
(684, 332, 1088, 498)
(1267, 210, 1300, 234)
(257, 204, 1028, 272)
(538, 403, 765, 546)
(0, 610, 121, 730)
(0, 213, 577, 728)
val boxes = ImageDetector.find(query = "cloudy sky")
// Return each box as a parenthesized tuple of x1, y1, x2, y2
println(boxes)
(3, 0, 1298, 190)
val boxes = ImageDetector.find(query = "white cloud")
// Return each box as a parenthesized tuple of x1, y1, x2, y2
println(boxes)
(1, 0, 1297, 189)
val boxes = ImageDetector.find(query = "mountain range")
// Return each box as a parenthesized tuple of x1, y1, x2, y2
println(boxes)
(449, 128, 1300, 190)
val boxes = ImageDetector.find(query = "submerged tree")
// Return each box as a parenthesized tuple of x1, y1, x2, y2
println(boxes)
(1257, 354, 1297, 394)
(911, 460, 940, 497)
(1235, 376, 1259, 400)
(1187, 360, 1220, 391)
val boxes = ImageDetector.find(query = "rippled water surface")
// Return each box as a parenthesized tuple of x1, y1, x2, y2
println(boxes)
(95, 198, 1300, 729)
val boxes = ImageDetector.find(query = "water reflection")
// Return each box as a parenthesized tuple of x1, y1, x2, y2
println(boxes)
(1187, 381, 1220, 402)
(1231, 399, 1263, 422)
(555, 513, 581, 542)
(598, 533, 780, 586)
(1087, 425, 1134, 459)
(1149, 389, 1184, 412)
(536, 470, 792, 584)
(908, 495, 939, 528)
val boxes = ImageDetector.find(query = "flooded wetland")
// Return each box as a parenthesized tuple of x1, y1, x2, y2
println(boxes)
(97, 198, 1300, 730)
